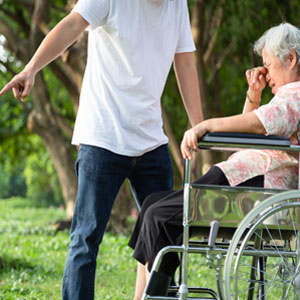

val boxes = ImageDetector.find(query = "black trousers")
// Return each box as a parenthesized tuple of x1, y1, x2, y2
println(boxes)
(128, 166, 264, 276)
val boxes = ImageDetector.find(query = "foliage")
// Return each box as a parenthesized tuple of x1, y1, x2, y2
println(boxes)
(23, 136, 63, 207)
(0, 165, 11, 198)
(0, 2, 69, 207)
(0, 0, 78, 215)
(162, 67, 189, 141)
(0, 132, 63, 205)
(43, 66, 75, 123)
(0, 80, 62, 204)
(206, 0, 300, 117)
(0, 163, 26, 199)
(1, 0, 300, 217)
(0, 80, 31, 165)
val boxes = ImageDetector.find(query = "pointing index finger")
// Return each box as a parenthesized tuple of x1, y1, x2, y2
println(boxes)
(0, 81, 15, 96)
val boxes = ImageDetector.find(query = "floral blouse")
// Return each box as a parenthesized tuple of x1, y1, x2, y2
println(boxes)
(216, 81, 300, 189)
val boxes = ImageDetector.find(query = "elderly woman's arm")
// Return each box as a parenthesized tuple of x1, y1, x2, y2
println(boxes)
(181, 66, 269, 159)
(180, 111, 266, 160)
(243, 90, 262, 113)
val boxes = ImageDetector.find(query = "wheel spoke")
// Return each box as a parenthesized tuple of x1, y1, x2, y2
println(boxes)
(225, 198, 300, 299)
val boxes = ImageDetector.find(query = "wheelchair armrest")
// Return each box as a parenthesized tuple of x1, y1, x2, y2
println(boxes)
(197, 132, 299, 152)
(201, 132, 291, 146)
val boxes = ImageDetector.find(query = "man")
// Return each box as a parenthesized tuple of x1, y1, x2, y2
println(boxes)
(0, 1, 203, 299)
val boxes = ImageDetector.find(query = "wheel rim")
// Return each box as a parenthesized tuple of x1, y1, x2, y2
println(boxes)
(234, 203, 300, 299)
(223, 191, 300, 300)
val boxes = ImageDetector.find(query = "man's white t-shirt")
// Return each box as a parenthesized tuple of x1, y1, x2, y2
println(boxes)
(72, 0, 196, 156)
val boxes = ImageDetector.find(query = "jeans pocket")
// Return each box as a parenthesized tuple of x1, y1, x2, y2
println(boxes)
(74, 157, 80, 177)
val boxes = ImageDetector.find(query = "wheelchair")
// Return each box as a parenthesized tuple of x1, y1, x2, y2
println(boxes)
(142, 132, 300, 300)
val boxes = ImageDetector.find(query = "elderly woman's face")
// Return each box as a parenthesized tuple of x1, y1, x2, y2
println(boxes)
(262, 47, 298, 94)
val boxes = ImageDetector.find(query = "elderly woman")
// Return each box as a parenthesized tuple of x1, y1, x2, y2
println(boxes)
(129, 22, 300, 299)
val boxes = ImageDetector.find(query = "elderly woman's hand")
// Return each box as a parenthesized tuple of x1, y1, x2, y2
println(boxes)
(246, 66, 267, 93)
(180, 123, 207, 160)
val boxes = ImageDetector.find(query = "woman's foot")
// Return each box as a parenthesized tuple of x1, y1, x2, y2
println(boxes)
(145, 271, 171, 296)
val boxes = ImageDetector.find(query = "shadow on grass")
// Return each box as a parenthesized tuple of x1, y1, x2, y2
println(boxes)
(0, 255, 37, 272)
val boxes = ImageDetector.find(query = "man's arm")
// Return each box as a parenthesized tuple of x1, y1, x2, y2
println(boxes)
(173, 52, 203, 127)
(0, 12, 88, 101)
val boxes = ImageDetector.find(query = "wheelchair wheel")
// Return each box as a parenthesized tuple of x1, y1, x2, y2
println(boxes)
(223, 190, 300, 300)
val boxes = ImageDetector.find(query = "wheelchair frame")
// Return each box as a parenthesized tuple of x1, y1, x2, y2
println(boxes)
(142, 133, 300, 300)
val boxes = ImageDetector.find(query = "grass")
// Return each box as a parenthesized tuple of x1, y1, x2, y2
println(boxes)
(0, 197, 216, 300)
(0, 197, 137, 299)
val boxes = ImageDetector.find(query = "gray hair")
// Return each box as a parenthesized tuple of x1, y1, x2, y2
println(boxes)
(254, 23, 300, 69)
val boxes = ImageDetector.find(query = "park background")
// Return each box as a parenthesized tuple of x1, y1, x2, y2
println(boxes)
(0, 0, 300, 299)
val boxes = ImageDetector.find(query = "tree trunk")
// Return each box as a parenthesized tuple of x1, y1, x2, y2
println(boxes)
(162, 107, 184, 178)
(190, 0, 224, 178)
(191, 1, 212, 178)
(0, 0, 233, 228)
(0, 1, 133, 227)
(27, 1, 78, 219)
(29, 75, 77, 219)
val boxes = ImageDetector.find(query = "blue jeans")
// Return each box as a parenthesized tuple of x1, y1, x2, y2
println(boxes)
(62, 144, 173, 300)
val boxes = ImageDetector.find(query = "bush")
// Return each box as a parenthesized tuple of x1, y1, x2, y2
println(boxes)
(24, 146, 63, 207)
(0, 163, 26, 199)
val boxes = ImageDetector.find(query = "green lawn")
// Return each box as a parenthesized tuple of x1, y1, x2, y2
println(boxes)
(0, 197, 215, 300)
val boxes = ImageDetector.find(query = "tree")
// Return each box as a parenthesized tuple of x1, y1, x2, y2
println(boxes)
(1, 0, 300, 230)
(186, 0, 300, 179)
(0, 0, 80, 218)
(0, 0, 185, 231)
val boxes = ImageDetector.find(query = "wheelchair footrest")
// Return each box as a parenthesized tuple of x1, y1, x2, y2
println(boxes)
(144, 286, 218, 300)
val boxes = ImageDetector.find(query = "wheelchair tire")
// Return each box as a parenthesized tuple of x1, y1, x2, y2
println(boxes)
(223, 190, 300, 300)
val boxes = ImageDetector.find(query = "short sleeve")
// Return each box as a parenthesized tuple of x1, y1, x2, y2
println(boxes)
(254, 86, 300, 137)
(72, 0, 110, 30)
(175, 1, 196, 53)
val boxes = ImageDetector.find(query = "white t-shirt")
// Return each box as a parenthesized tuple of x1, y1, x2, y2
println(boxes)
(72, 0, 196, 156)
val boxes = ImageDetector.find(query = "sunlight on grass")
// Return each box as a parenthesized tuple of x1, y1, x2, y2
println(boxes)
(0, 197, 217, 299)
